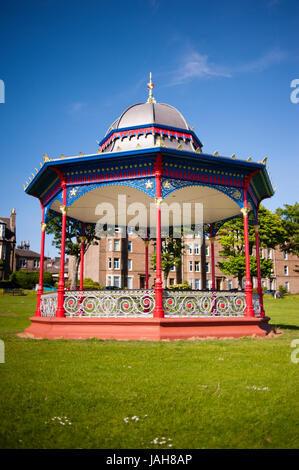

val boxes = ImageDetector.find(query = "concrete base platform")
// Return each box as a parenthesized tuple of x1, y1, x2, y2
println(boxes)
(24, 316, 272, 340)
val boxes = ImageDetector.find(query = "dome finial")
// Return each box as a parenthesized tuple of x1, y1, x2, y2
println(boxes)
(147, 72, 156, 103)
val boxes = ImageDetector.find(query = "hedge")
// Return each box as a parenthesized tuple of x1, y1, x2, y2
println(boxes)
(9, 271, 54, 289)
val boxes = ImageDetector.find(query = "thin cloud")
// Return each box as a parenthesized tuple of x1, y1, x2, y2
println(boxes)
(235, 48, 287, 73)
(168, 48, 288, 86)
(69, 102, 86, 113)
(170, 52, 231, 85)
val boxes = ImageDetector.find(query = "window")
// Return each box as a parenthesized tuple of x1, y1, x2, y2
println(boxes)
(106, 275, 112, 286)
(194, 244, 199, 255)
(108, 239, 112, 251)
(114, 225, 120, 233)
(228, 280, 232, 290)
(206, 262, 210, 273)
(206, 280, 211, 290)
(114, 239, 120, 251)
(284, 265, 289, 276)
(108, 257, 112, 269)
(114, 258, 120, 270)
(128, 259, 132, 271)
(285, 281, 289, 292)
(189, 261, 193, 272)
(170, 265, 176, 272)
(189, 279, 193, 288)
(283, 250, 288, 260)
(113, 275, 120, 288)
(195, 261, 200, 272)
(34, 259, 40, 268)
(19, 258, 27, 267)
(262, 280, 266, 288)
(127, 276, 133, 289)
(188, 244, 193, 255)
(127, 226, 133, 235)
(128, 241, 132, 252)
(0, 224, 5, 240)
(267, 249, 272, 259)
(205, 246, 209, 257)
(242, 279, 246, 289)
(195, 279, 201, 290)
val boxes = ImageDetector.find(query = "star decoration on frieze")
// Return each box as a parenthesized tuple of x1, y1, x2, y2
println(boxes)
(163, 180, 172, 189)
(145, 180, 154, 188)
(69, 188, 78, 197)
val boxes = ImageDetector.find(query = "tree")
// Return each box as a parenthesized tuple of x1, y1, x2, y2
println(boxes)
(216, 206, 286, 288)
(276, 202, 299, 257)
(218, 256, 273, 289)
(151, 230, 185, 288)
(46, 217, 100, 290)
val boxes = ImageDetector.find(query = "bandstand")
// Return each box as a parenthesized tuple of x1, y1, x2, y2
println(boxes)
(24, 76, 274, 340)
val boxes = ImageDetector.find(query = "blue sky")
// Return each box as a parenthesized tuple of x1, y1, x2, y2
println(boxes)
(0, 0, 298, 257)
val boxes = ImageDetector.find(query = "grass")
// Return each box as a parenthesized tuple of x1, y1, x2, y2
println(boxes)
(0, 292, 298, 449)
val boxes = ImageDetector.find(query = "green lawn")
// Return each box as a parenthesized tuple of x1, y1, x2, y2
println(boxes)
(0, 292, 298, 449)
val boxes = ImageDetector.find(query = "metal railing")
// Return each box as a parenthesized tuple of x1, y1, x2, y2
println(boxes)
(40, 292, 57, 317)
(39, 290, 261, 318)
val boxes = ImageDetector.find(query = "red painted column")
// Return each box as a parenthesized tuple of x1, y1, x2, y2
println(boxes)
(145, 231, 149, 290)
(210, 224, 216, 291)
(79, 223, 85, 291)
(254, 223, 265, 316)
(56, 182, 67, 317)
(35, 206, 46, 317)
(153, 153, 164, 318)
(242, 190, 254, 317)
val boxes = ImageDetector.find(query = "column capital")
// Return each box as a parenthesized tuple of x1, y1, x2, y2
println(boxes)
(240, 207, 249, 217)
(253, 224, 260, 233)
(144, 240, 150, 247)
(210, 237, 215, 244)
(154, 197, 163, 206)
(80, 236, 86, 243)
(40, 222, 47, 232)
(60, 205, 68, 215)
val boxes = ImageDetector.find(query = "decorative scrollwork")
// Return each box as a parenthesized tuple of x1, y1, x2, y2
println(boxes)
(40, 292, 57, 317)
(163, 291, 246, 317)
(63, 289, 155, 317)
(40, 290, 258, 318)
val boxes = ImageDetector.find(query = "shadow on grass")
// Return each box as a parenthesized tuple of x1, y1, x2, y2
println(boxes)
(270, 323, 299, 331)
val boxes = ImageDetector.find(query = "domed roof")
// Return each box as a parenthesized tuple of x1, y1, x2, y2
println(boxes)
(99, 74, 202, 154)
(106, 102, 190, 134)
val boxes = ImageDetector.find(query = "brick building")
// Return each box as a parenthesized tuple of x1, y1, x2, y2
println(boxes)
(15, 241, 41, 271)
(78, 230, 299, 294)
(0, 208, 16, 280)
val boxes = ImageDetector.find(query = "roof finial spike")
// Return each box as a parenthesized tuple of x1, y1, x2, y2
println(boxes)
(147, 72, 156, 103)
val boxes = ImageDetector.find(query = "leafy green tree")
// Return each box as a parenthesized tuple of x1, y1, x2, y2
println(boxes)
(46, 217, 100, 290)
(218, 256, 273, 289)
(151, 233, 185, 288)
(276, 202, 299, 257)
(217, 206, 286, 288)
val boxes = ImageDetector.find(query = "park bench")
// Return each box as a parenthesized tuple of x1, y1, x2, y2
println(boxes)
(3, 288, 24, 296)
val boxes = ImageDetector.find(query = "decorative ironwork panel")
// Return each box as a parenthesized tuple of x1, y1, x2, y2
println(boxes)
(163, 291, 246, 317)
(252, 293, 261, 316)
(40, 292, 58, 317)
(64, 289, 155, 317)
